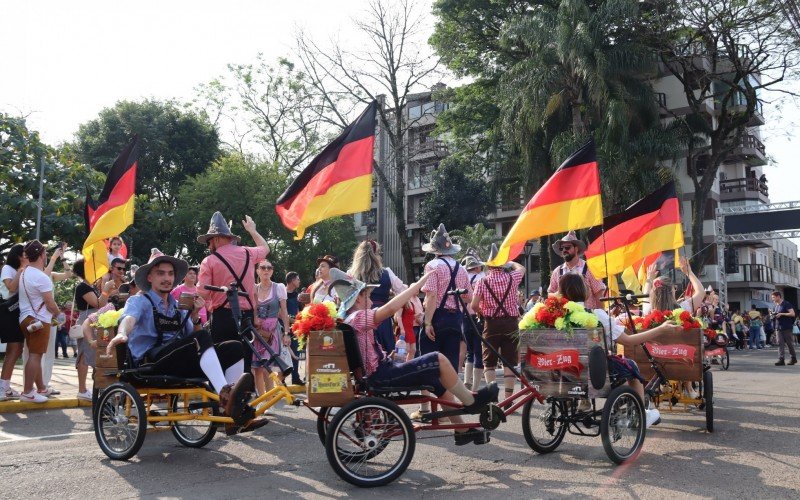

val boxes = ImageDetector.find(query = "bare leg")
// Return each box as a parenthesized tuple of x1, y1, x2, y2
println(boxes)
(1, 342, 23, 381)
(23, 353, 42, 393)
(253, 367, 266, 395)
(77, 361, 89, 393)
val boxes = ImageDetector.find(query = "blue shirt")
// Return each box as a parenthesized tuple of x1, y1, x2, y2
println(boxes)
(773, 300, 795, 330)
(121, 290, 193, 361)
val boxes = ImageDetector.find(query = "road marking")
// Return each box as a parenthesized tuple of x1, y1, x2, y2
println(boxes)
(0, 430, 94, 443)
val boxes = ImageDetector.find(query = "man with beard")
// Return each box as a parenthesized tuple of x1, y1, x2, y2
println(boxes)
(107, 251, 266, 434)
(546, 231, 606, 310)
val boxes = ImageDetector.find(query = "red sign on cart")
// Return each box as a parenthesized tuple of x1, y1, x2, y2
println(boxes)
(527, 349, 582, 372)
(645, 342, 696, 364)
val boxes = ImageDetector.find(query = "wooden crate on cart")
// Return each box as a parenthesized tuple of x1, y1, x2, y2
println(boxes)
(93, 326, 119, 389)
(623, 328, 704, 382)
(306, 329, 355, 407)
(519, 328, 608, 398)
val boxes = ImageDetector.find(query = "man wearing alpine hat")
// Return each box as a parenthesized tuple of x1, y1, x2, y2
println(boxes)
(547, 230, 606, 310)
(413, 224, 472, 421)
(197, 211, 270, 372)
(107, 250, 266, 434)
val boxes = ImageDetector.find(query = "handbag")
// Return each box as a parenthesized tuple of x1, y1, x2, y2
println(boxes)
(68, 287, 83, 339)
(0, 293, 19, 313)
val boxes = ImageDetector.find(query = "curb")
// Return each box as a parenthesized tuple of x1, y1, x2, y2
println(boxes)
(0, 398, 92, 414)
(0, 386, 306, 413)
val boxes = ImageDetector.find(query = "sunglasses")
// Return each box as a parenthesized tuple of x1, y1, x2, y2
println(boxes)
(259, 265, 274, 270)
(114, 267, 127, 271)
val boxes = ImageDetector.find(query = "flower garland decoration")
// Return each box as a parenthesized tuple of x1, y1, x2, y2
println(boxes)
(518, 296, 599, 335)
(632, 309, 702, 331)
(291, 300, 337, 349)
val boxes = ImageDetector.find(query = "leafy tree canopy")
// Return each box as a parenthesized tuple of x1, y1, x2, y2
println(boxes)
(417, 157, 494, 232)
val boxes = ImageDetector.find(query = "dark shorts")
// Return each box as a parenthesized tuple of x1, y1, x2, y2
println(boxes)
(369, 352, 446, 396)
(419, 309, 463, 370)
(210, 307, 253, 371)
(482, 316, 519, 369)
(139, 329, 244, 380)
(608, 355, 645, 384)
(0, 305, 23, 343)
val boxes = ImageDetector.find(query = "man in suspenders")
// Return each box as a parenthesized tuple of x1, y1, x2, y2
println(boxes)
(412, 224, 472, 420)
(471, 244, 525, 400)
(547, 231, 606, 310)
(197, 212, 270, 372)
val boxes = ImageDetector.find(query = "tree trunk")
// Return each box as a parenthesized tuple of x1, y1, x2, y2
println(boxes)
(690, 186, 708, 272)
(539, 236, 551, 293)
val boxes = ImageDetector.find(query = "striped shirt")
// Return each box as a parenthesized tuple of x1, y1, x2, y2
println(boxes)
(475, 268, 524, 318)
(345, 309, 384, 376)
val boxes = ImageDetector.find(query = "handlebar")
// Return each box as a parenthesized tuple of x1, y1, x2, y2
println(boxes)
(600, 293, 649, 303)
(446, 288, 468, 296)
(203, 284, 249, 297)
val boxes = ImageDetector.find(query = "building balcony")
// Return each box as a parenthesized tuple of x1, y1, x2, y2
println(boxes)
(719, 177, 769, 203)
(408, 139, 448, 160)
(726, 134, 767, 166)
(727, 263, 774, 290)
(722, 99, 764, 127)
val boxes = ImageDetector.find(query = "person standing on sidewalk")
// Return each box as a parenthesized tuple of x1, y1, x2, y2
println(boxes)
(0, 244, 25, 400)
(17, 241, 61, 403)
(770, 291, 797, 366)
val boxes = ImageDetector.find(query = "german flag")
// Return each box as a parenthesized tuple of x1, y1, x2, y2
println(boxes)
(486, 139, 603, 266)
(585, 181, 683, 279)
(82, 135, 139, 282)
(276, 101, 377, 239)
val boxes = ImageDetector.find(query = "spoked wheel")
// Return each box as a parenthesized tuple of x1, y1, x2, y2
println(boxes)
(721, 350, 730, 371)
(94, 382, 147, 460)
(317, 407, 337, 445)
(600, 385, 645, 465)
(703, 370, 714, 432)
(170, 394, 218, 448)
(325, 397, 415, 487)
(521, 398, 566, 454)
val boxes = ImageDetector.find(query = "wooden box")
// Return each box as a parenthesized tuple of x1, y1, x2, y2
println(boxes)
(519, 328, 607, 398)
(93, 326, 119, 389)
(306, 330, 347, 357)
(624, 328, 704, 382)
(306, 355, 354, 407)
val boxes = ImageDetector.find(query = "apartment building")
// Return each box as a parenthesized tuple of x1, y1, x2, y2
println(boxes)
(358, 72, 799, 307)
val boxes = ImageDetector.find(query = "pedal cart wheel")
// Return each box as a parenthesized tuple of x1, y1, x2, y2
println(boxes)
(170, 394, 218, 448)
(600, 385, 645, 465)
(521, 398, 566, 454)
(702, 370, 714, 432)
(94, 382, 147, 460)
(325, 397, 415, 487)
(317, 406, 336, 445)
(721, 350, 730, 371)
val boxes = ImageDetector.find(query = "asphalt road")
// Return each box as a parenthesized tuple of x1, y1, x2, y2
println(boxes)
(1, 347, 798, 499)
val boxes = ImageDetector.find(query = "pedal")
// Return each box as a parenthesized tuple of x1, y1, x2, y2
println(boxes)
(234, 405, 256, 425)
(474, 430, 491, 445)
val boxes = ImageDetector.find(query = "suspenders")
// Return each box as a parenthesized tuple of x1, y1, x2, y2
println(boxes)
(211, 250, 254, 310)
(484, 275, 514, 318)
(437, 258, 461, 311)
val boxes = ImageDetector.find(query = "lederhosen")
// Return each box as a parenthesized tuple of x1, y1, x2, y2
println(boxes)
(139, 294, 243, 379)
(481, 272, 519, 369)
(464, 273, 484, 369)
(419, 258, 464, 371)
(208, 250, 255, 371)
(370, 269, 395, 354)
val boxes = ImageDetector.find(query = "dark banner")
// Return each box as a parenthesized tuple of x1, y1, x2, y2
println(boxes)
(724, 209, 800, 235)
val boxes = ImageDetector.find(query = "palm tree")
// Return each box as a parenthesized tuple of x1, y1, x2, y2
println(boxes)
(450, 223, 501, 261)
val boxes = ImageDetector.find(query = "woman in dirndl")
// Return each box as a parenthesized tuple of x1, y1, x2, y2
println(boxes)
(253, 260, 290, 395)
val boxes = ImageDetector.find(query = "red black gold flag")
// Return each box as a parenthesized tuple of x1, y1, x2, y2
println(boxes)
(585, 181, 684, 279)
(486, 139, 603, 266)
(276, 101, 377, 239)
(82, 135, 139, 282)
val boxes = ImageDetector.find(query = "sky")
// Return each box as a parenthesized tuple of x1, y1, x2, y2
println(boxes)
(2, 0, 799, 210)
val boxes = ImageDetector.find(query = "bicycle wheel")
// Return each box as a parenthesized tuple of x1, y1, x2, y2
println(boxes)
(325, 397, 415, 487)
(317, 407, 337, 445)
(721, 350, 730, 371)
(170, 394, 218, 448)
(94, 382, 147, 460)
(600, 385, 645, 465)
(703, 370, 714, 432)
(521, 398, 567, 454)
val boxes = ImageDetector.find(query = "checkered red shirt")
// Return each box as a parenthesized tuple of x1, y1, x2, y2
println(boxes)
(475, 268, 524, 318)
(345, 309, 384, 376)
(547, 258, 606, 310)
(421, 256, 471, 310)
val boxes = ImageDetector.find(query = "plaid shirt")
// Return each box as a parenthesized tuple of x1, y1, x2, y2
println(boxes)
(547, 258, 606, 310)
(421, 256, 471, 311)
(475, 269, 524, 318)
(345, 309, 384, 376)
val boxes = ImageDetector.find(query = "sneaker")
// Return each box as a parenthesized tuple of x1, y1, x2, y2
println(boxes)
(789, 357, 798, 366)
(409, 409, 430, 421)
(3, 387, 21, 400)
(775, 359, 786, 366)
(20, 390, 48, 404)
(454, 428, 490, 446)
(77, 390, 93, 401)
(577, 399, 592, 412)
(646, 409, 661, 428)
(37, 387, 56, 397)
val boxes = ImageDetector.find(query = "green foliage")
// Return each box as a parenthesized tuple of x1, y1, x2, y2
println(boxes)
(416, 158, 494, 232)
(73, 99, 221, 262)
(0, 113, 102, 254)
(171, 154, 356, 285)
(449, 223, 500, 262)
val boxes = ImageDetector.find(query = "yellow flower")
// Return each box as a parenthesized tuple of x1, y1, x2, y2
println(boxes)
(564, 301, 582, 314)
(571, 311, 599, 328)
(531, 302, 545, 315)
(96, 309, 123, 328)
(323, 301, 337, 318)
(554, 317, 566, 330)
